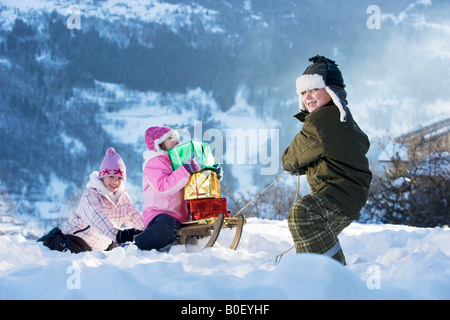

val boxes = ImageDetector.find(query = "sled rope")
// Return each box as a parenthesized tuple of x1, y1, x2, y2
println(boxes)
(275, 245, 295, 264)
(275, 174, 301, 264)
(230, 172, 288, 219)
(295, 174, 300, 202)
(226, 172, 301, 263)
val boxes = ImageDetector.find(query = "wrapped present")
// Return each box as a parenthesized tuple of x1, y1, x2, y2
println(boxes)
(184, 170, 221, 200)
(189, 198, 230, 220)
(169, 141, 217, 173)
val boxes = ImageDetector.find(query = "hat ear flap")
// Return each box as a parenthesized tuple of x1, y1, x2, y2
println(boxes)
(324, 86, 347, 122)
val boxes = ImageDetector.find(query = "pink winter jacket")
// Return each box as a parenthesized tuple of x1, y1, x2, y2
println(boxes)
(142, 153, 191, 227)
(62, 172, 145, 251)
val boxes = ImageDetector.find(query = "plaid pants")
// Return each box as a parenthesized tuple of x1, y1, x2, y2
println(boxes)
(288, 193, 353, 265)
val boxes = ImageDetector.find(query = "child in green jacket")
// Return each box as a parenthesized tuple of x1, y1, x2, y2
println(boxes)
(281, 55, 372, 265)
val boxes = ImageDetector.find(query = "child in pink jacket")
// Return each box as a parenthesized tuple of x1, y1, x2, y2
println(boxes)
(135, 126, 199, 251)
(38, 148, 144, 253)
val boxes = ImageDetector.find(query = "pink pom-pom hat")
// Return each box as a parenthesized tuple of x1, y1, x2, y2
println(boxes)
(99, 147, 127, 179)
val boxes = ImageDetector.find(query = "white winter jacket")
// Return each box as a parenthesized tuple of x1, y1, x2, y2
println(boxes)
(62, 172, 144, 251)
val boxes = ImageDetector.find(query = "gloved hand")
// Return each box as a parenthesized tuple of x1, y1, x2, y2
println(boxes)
(281, 164, 305, 176)
(182, 156, 206, 174)
(211, 165, 223, 181)
(116, 228, 142, 244)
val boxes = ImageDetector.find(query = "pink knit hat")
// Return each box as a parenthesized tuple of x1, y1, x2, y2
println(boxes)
(145, 126, 178, 152)
(99, 147, 126, 179)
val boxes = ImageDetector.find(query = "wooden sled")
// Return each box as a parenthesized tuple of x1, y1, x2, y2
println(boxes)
(177, 213, 245, 250)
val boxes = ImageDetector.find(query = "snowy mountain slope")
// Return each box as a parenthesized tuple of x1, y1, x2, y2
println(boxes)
(0, 0, 224, 34)
(2, 0, 450, 221)
(0, 217, 449, 300)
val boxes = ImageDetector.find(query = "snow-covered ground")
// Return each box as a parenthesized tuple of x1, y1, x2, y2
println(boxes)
(0, 217, 449, 300)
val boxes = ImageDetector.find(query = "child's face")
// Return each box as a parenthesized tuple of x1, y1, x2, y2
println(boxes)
(160, 134, 180, 151)
(301, 88, 332, 114)
(102, 176, 123, 193)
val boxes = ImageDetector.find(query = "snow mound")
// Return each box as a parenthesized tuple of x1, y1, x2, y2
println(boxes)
(0, 218, 449, 300)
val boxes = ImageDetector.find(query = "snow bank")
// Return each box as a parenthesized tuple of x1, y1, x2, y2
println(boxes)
(0, 218, 449, 300)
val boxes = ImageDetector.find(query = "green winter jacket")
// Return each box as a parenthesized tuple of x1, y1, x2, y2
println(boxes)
(281, 103, 372, 220)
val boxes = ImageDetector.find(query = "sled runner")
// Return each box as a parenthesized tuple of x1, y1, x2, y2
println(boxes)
(177, 213, 245, 250)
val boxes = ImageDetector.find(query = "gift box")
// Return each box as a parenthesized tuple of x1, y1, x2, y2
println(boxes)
(184, 170, 221, 200)
(189, 198, 230, 220)
(169, 141, 217, 173)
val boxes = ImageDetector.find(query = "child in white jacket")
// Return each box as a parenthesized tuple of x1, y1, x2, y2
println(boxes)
(38, 148, 144, 253)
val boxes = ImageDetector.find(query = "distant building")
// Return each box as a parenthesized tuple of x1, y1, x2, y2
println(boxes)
(372, 116, 449, 227)
(395, 116, 450, 166)
(378, 140, 409, 172)
(380, 116, 450, 175)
